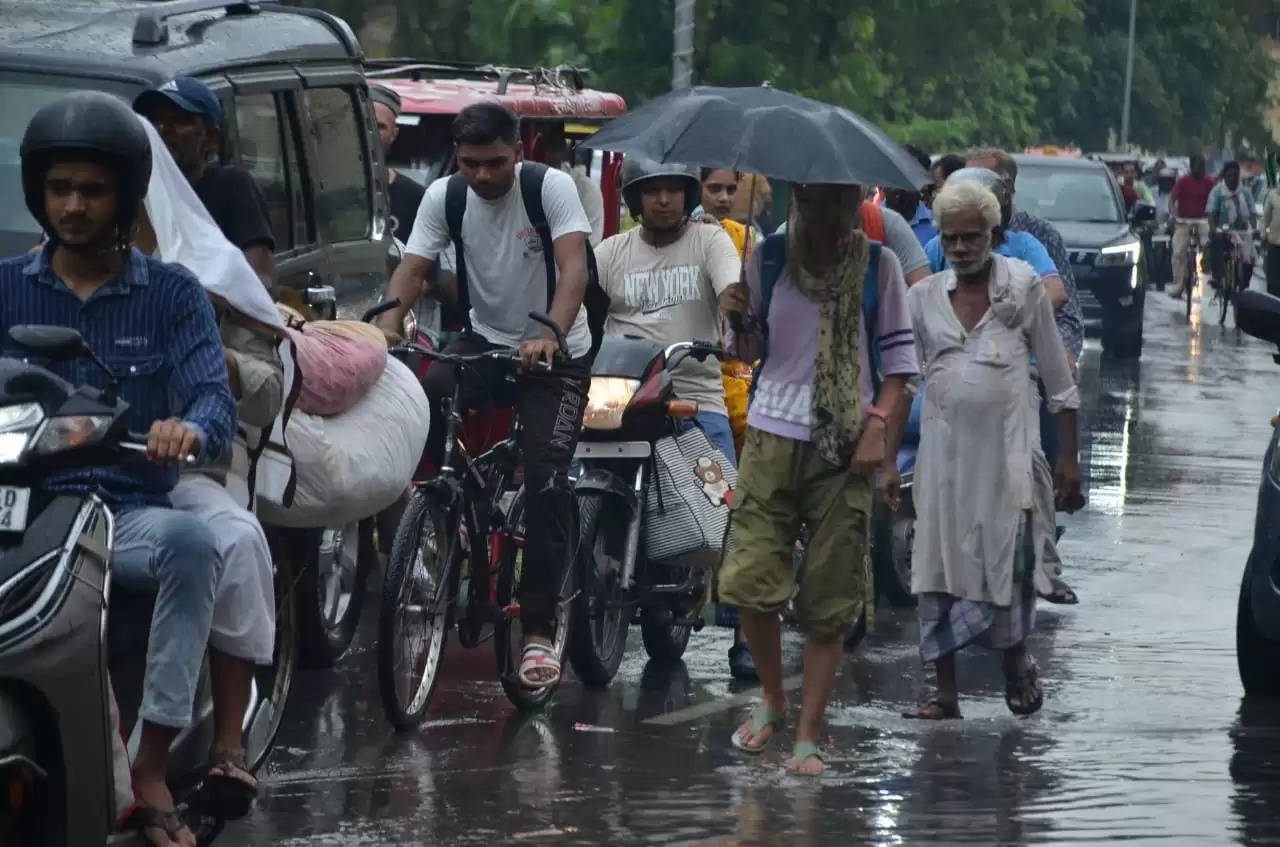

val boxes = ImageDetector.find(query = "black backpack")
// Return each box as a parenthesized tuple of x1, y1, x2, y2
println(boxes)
(444, 162, 608, 355)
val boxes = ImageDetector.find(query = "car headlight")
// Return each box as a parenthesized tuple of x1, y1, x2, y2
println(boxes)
(0, 403, 45, 465)
(583, 378, 640, 430)
(1096, 240, 1141, 267)
(31, 415, 114, 456)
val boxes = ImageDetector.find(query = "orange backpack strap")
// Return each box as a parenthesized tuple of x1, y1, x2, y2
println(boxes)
(860, 201, 886, 243)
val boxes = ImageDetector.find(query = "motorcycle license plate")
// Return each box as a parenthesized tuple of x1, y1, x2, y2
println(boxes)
(0, 486, 31, 532)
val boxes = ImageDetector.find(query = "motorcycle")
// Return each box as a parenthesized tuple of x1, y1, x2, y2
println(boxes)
(1229, 289, 1280, 696)
(0, 325, 292, 846)
(568, 336, 725, 685)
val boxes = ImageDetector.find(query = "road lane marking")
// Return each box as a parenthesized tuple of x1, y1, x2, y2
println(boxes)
(641, 673, 806, 726)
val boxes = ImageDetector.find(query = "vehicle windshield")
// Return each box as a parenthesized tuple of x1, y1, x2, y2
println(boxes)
(1015, 164, 1123, 224)
(0, 74, 136, 257)
(387, 116, 453, 190)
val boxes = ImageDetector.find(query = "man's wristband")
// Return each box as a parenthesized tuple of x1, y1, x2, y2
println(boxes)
(865, 406, 889, 424)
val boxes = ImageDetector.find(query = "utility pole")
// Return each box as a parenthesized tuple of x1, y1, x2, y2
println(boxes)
(673, 0, 695, 90)
(1120, 0, 1137, 150)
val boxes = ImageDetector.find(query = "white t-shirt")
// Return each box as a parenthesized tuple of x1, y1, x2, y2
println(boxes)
(568, 164, 605, 246)
(594, 224, 742, 414)
(405, 163, 594, 357)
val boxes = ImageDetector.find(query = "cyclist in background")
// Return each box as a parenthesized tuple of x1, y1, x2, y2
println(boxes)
(1167, 155, 1215, 300)
(1207, 160, 1258, 291)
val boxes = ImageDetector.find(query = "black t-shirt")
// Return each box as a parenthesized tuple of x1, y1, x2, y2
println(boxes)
(195, 165, 276, 252)
(387, 172, 426, 245)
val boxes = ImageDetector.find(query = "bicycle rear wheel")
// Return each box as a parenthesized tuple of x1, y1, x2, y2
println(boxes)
(1220, 256, 1233, 326)
(377, 488, 457, 730)
(495, 490, 576, 711)
(1186, 248, 1194, 322)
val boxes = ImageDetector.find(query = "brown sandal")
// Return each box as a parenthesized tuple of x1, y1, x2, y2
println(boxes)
(1005, 658, 1045, 716)
(124, 805, 193, 847)
(903, 698, 963, 720)
(199, 748, 258, 820)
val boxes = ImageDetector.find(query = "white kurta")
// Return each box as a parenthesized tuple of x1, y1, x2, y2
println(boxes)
(907, 256, 1080, 606)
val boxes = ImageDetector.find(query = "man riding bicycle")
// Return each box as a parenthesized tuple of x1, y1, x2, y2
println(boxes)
(379, 102, 593, 691)
(1167, 155, 1215, 300)
(1207, 160, 1258, 292)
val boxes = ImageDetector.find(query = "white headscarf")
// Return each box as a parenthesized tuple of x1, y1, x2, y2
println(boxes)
(135, 114, 283, 331)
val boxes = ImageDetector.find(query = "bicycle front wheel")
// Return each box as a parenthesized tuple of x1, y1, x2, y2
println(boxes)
(1186, 249, 1195, 322)
(377, 488, 457, 730)
(1221, 257, 1234, 326)
(494, 490, 576, 711)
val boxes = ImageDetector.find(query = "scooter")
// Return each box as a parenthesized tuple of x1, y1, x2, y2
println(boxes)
(1230, 289, 1280, 696)
(0, 325, 291, 846)
(568, 336, 725, 685)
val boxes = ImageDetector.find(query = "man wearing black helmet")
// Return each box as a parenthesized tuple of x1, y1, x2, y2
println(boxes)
(596, 158, 751, 677)
(597, 158, 744, 461)
(2, 92, 235, 847)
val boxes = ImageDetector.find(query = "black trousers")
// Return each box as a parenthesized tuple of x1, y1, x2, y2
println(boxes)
(420, 334, 589, 638)
(1266, 244, 1280, 298)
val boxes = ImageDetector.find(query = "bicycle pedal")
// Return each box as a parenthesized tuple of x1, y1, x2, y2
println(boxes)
(501, 603, 521, 618)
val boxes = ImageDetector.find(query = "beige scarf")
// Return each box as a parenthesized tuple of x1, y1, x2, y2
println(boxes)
(786, 190, 869, 466)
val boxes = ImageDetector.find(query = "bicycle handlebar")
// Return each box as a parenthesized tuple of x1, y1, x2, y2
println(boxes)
(390, 343, 551, 371)
(362, 299, 401, 323)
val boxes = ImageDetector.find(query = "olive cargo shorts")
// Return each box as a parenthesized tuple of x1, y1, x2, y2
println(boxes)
(717, 427, 872, 642)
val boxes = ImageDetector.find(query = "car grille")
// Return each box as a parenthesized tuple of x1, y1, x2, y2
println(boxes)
(1068, 248, 1097, 267)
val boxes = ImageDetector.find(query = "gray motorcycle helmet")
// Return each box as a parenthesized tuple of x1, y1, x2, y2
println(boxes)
(946, 166, 1007, 198)
(619, 156, 701, 219)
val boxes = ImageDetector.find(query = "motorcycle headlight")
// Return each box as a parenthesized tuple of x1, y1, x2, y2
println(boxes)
(31, 415, 114, 456)
(0, 404, 45, 465)
(583, 378, 640, 430)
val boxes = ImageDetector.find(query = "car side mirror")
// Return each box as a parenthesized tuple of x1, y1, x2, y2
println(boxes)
(1130, 202, 1157, 225)
(8, 325, 89, 362)
(1236, 290, 1280, 350)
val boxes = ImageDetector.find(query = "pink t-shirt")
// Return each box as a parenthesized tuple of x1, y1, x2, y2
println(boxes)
(730, 245, 919, 442)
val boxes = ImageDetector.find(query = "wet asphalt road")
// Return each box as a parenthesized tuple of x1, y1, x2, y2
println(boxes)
(225, 280, 1280, 846)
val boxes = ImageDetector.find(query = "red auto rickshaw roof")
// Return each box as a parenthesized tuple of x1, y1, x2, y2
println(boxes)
(378, 76, 626, 120)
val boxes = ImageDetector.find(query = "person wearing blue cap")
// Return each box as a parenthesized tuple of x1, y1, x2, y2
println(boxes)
(134, 77, 276, 290)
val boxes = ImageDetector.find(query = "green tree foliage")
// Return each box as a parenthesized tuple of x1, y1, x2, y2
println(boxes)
(289, 0, 1275, 154)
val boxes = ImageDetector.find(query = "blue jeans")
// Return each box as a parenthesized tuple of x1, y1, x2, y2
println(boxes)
(113, 506, 223, 728)
(684, 410, 738, 469)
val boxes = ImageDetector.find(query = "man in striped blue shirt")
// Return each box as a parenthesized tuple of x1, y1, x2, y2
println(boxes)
(4, 92, 235, 844)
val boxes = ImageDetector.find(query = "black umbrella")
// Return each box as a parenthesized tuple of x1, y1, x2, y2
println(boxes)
(584, 85, 929, 190)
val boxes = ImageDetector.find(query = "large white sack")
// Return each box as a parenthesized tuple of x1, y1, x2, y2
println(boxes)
(256, 357, 430, 528)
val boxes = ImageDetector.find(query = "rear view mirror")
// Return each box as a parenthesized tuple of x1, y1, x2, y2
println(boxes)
(1236, 290, 1280, 347)
(1130, 202, 1156, 225)
(8, 325, 89, 362)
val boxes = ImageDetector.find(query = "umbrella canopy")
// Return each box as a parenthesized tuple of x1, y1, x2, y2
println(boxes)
(583, 86, 929, 191)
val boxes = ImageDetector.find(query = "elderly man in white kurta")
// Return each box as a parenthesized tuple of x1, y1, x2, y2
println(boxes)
(905, 180, 1083, 720)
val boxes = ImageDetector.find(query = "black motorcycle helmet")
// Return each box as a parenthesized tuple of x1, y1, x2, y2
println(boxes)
(20, 91, 152, 251)
(620, 156, 701, 220)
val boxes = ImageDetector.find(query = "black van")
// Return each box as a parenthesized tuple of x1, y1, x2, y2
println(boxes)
(0, 0, 390, 318)
(0, 0, 392, 668)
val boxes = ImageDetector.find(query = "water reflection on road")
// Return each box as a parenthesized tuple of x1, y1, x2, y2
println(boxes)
(224, 293, 1280, 845)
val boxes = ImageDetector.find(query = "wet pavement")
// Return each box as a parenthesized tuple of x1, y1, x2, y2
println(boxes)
(225, 281, 1280, 846)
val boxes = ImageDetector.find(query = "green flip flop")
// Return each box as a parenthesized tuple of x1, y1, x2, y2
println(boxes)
(730, 702, 787, 753)
(788, 740, 825, 775)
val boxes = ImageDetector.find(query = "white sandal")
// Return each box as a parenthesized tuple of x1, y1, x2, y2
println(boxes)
(518, 642, 561, 689)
